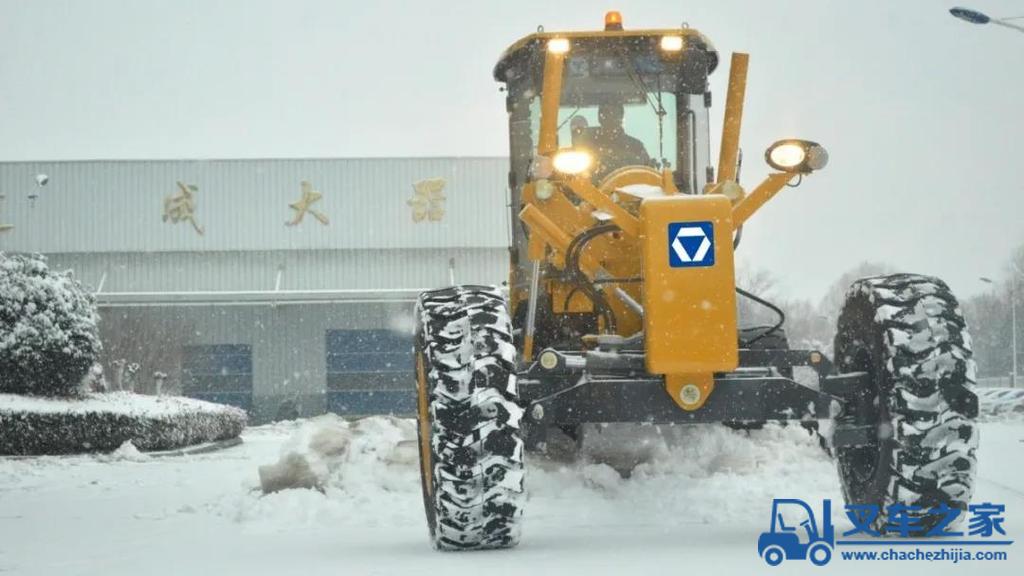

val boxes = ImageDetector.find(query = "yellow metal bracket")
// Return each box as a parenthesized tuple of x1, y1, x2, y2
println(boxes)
(519, 204, 601, 272)
(538, 49, 567, 156)
(731, 172, 796, 227)
(710, 52, 799, 227)
(716, 53, 749, 185)
(564, 176, 641, 237)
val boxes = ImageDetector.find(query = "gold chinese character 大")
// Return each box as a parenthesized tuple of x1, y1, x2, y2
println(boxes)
(163, 181, 204, 235)
(407, 178, 447, 223)
(287, 180, 329, 226)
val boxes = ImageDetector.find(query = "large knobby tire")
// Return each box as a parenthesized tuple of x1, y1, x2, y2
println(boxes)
(833, 274, 978, 535)
(414, 286, 525, 550)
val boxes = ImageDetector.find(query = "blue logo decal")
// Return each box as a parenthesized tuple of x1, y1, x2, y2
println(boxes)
(758, 499, 835, 566)
(758, 498, 1013, 566)
(668, 221, 714, 268)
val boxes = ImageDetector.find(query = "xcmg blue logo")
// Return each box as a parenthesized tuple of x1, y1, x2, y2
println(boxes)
(668, 221, 714, 268)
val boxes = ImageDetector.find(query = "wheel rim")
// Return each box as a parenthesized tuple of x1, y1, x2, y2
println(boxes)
(414, 352, 437, 537)
(763, 546, 784, 566)
(809, 544, 832, 566)
(415, 354, 433, 496)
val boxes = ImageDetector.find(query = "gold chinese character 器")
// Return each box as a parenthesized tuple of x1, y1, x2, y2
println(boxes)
(286, 180, 329, 226)
(163, 181, 204, 235)
(407, 178, 447, 222)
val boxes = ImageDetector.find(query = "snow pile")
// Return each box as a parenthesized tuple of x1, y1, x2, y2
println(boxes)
(99, 440, 151, 462)
(238, 417, 835, 533)
(531, 422, 837, 526)
(235, 416, 416, 531)
(0, 391, 246, 455)
(0, 253, 101, 395)
(259, 414, 352, 493)
(257, 414, 415, 494)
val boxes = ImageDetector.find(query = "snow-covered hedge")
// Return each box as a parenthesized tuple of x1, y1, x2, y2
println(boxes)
(0, 392, 246, 455)
(0, 253, 101, 395)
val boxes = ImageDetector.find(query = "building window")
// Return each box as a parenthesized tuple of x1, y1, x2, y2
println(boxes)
(181, 344, 253, 412)
(325, 329, 414, 415)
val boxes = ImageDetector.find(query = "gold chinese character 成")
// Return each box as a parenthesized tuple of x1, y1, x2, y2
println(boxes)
(163, 181, 204, 235)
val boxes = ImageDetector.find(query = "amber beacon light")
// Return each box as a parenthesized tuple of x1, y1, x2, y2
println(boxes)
(604, 11, 623, 31)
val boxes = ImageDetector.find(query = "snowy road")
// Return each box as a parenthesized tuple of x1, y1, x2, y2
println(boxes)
(1, 418, 1021, 576)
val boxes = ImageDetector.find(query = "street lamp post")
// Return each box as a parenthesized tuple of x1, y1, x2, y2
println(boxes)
(1013, 270, 1019, 387)
(950, 6, 1024, 34)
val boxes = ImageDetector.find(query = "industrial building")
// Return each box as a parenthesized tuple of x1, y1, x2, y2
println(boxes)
(0, 157, 509, 422)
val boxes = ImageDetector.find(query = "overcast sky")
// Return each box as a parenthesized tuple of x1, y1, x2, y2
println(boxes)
(1, 0, 1022, 302)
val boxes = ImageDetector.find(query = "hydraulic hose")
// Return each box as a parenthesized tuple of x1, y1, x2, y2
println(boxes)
(736, 286, 786, 347)
(564, 223, 620, 332)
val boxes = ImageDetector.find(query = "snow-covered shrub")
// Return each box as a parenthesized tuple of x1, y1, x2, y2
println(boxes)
(0, 253, 101, 396)
(0, 392, 246, 455)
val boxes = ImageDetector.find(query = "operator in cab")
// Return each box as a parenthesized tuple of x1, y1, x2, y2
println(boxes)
(583, 103, 651, 182)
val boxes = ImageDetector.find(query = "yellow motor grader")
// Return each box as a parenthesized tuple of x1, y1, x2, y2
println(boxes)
(414, 12, 978, 551)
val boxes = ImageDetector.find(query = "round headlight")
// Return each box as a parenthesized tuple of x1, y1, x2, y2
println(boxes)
(768, 143, 806, 170)
(765, 140, 829, 174)
(552, 149, 593, 175)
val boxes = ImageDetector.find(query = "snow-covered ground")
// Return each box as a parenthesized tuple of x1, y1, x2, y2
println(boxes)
(1, 416, 1021, 575)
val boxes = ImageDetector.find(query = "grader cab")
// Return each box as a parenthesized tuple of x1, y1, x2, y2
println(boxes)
(414, 12, 979, 552)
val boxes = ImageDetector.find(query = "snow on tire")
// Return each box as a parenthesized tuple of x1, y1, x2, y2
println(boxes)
(414, 285, 525, 550)
(833, 274, 978, 535)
